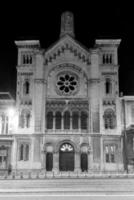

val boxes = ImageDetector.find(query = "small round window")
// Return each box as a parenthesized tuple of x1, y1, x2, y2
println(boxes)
(56, 73, 78, 95)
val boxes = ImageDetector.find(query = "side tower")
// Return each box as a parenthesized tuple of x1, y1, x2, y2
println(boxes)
(96, 39, 123, 171)
(12, 40, 44, 171)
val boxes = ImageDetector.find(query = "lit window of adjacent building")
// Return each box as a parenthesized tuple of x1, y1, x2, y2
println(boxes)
(104, 109, 116, 129)
(0, 114, 8, 135)
(105, 145, 116, 163)
(19, 144, 30, 161)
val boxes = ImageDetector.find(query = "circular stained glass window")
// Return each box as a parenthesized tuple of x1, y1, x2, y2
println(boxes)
(56, 73, 78, 95)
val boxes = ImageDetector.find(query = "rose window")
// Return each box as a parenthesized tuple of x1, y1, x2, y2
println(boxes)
(57, 73, 78, 95)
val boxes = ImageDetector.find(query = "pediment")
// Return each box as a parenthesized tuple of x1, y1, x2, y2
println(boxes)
(44, 35, 90, 65)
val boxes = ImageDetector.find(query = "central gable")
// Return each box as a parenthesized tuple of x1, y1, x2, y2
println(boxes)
(44, 35, 90, 65)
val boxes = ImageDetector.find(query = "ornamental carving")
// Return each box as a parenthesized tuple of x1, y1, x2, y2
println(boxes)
(60, 143, 74, 152)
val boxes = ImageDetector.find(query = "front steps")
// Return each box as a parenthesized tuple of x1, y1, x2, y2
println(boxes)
(1, 177, 134, 195)
(1, 173, 134, 195)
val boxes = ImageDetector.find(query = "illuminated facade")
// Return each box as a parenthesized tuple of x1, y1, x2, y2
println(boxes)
(1, 11, 132, 175)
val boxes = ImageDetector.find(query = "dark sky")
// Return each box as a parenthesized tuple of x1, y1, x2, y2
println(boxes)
(0, 1, 134, 98)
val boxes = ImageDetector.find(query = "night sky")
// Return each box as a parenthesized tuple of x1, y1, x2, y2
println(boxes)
(0, 2, 134, 98)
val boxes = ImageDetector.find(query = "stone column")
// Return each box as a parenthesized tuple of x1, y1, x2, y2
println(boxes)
(78, 114, 81, 132)
(53, 114, 55, 131)
(61, 113, 64, 130)
(88, 149, 93, 171)
(41, 150, 46, 171)
(100, 136, 104, 171)
(75, 151, 81, 172)
(53, 151, 59, 172)
(70, 114, 72, 131)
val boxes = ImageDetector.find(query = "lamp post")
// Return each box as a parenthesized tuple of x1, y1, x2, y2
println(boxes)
(122, 98, 128, 173)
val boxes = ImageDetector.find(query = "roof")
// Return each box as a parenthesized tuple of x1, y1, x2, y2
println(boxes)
(0, 92, 14, 100)
(121, 96, 134, 101)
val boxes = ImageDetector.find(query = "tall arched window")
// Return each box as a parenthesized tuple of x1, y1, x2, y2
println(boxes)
(46, 112, 53, 129)
(55, 112, 62, 129)
(81, 111, 88, 130)
(105, 145, 116, 163)
(72, 111, 79, 129)
(104, 109, 116, 129)
(19, 110, 31, 128)
(23, 80, 30, 95)
(64, 111, 70, 129)
(105, 78, 112, 94)
(19, 144, 30, 161)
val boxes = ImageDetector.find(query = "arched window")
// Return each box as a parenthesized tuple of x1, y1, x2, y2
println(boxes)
(105, 145, 116, 163)
(19, 110, 31, 128)
(105, 78, 112, 94)
(19, 144, 30, 161)
(46, 112, 53, 129)
(55, 112, 62, 129)
(103, 54, 113, 64)
(64, 111, 70, 129)
(72, 111, 79, 129)
(81, 111, 88, 130)
(23, 80, 30, 95)
(46, 152, 53, 171)
(104, 109, 116, 129)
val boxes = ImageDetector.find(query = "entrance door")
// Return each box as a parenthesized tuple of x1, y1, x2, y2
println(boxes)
(59, 143, 74, 171)
(81, 153, 88, 172)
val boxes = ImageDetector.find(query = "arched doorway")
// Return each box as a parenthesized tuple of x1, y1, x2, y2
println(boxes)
(59, 143, 74, 171)
(81, 153, 88, 172)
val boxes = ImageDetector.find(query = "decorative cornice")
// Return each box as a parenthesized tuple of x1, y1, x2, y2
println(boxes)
(44, 37, 90, 65)
(88, 79, 100, 84)
(15, 40, 40, 49)
(34, 79, 45, 84)
(46, 100, 89, 111)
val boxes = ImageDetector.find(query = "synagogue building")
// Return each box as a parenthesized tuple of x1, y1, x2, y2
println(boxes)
(0, 12, 134, 175)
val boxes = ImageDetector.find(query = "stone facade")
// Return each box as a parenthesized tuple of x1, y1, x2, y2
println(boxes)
(0, 11, 132, 175)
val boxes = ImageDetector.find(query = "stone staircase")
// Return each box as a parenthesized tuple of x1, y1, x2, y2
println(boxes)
(1, 174, 134, 195)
